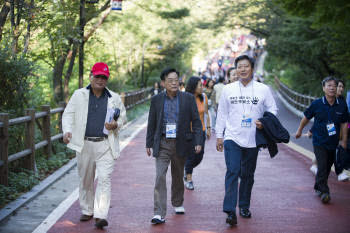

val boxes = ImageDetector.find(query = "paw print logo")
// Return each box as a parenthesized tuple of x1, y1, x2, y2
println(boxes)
(252, 97, 259, 105)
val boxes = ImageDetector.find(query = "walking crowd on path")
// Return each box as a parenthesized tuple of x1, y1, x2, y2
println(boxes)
(60, 35, 350, 230)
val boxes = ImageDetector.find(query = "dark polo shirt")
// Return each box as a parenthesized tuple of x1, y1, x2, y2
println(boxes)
(85, 85, 111, 137)
(304, 96, 348, 150)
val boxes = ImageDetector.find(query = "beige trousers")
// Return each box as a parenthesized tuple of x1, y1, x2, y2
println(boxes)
(154, 137, 186, 217)
(76, 139, 115, 219)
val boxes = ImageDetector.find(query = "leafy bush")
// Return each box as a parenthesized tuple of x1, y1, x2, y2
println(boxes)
(0, 47, 34, 116)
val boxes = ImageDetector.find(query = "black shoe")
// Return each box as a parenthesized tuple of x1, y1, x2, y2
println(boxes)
(95, 218, 108, 229)
(79, 214, 93, 221)
(226, 212, 237, 226)
(239, 208, 251, 218)
(321, 193, 331, 204)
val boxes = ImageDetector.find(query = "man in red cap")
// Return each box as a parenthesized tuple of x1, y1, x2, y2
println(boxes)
(62, 62, 127, 229)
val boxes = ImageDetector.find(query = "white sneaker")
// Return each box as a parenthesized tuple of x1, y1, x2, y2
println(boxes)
(151, 215, 165, 224)
(310, 165, 318, 175)
(174, 206, 185, 214)
(338, 171, 349, 181)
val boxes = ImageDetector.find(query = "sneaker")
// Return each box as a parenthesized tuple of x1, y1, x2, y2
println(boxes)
(151, 215, 165, 224)
(338, 171, 349, 181)
(185, 181, 194, 190)
(310, 165, 318, 175)
(174, 206, 185, 214)
(321, 193, 331, 204)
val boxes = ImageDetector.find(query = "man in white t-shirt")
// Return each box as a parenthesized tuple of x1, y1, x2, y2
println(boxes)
(216, 55, 277, 226)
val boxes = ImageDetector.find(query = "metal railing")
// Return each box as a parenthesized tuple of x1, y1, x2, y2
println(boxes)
(0, 88, 152, 186)
(274, 76, 316, 112)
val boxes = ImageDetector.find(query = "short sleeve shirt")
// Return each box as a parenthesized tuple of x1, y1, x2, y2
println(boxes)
(304, 97, 349, 150)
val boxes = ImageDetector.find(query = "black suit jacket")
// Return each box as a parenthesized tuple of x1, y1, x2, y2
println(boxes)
(256, 111, 290, 158)
(146, 91, 203, 157)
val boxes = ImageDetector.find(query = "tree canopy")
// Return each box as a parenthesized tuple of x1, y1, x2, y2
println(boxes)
(1, 0, 349, 114)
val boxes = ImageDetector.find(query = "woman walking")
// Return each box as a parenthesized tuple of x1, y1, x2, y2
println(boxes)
(184, 76, 211, 190)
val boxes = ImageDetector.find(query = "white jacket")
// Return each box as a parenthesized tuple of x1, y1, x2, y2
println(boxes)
(62, 86, 127, 159)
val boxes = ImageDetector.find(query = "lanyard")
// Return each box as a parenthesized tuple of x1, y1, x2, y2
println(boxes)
(164, 95, 179, 123)
(239, 80, 254, 117)
(327, 105, 333, 123)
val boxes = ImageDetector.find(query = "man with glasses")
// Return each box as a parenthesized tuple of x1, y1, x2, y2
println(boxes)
(296, 76, 348, 204)
(62, 62, 126, 229)
(146, 68, 203, 224)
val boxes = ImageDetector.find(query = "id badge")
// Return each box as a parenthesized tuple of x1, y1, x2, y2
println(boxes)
(166, 123, 177, 138)
(241, 117, 252, 128)
(326, 123, 336, 136)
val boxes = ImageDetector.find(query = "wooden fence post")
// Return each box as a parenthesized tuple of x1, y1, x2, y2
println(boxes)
(24, 108, 35, 171)
(41, 105, 51, 159)
(0, 113, 9, 186)
(55, 101, 67, 144)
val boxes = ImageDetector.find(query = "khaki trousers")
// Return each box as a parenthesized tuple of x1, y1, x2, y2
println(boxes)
(154, 137, 186, 217)
(77, 139, 115, 219)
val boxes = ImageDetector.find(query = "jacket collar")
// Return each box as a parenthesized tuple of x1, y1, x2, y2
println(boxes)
(86, 84, 112, 98)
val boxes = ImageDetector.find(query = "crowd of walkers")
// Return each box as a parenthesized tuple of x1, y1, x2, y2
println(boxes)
(60, 42, 349, 230)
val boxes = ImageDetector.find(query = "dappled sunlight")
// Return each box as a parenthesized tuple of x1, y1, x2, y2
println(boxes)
(55, 220, 77, 227)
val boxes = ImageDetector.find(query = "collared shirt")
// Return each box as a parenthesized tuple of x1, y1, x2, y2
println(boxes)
(304, 96, 348, 150)
(215, 80, 278, 148)
(85, 87, 108, 137)
(162, 91, 179, 134)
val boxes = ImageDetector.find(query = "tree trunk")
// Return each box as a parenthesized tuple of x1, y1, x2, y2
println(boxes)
(22, 0, 34, 54)
(64, 43, 78, 102)
(0, 1, 10, 42)
(79, 0, 85, 88)
(53, 45, 71, 103)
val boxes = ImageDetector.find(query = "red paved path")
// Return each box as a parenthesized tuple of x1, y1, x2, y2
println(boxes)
(48, 127, 350, 233)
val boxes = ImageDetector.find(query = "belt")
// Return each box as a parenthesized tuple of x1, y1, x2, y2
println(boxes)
(84, 136, 107, 142)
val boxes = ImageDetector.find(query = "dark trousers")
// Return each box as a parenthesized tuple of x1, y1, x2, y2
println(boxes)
(223, 140, 258, 213)
(185, 131, 206, 175)
(313, 145, 336, 194)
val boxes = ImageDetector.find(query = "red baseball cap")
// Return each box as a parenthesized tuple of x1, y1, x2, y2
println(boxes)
(91, 62, 110, 78)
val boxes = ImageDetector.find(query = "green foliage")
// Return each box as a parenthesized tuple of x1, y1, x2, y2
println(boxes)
(158, 8, 190, 19)
(1, 141, 75, 208)
(273, 0, 350, 82)
(0, 47, 34, 115)
(126, 100, 151, 122)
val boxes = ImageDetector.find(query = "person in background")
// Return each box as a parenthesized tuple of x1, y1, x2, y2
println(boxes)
(227, 67, 239, 83)
(213, 76, 225, 112)
(179, 82, 186, 92)
(62, 62, 127, 229)
(184, 76, 211, 190)
(151, 81, 162, 96)
(146, 68, 203, 224)
(296, 77, 348, 204)
(309, 79, 350, 181)
(204, 79, 216, 131)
